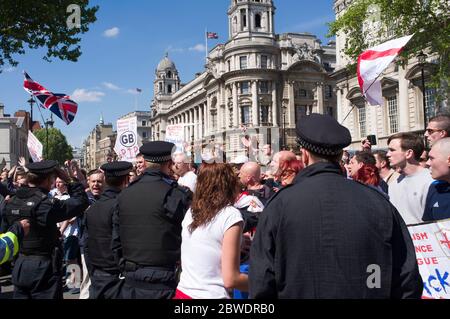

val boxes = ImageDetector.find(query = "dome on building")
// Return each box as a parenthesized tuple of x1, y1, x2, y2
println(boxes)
(157, 53, 176, 71)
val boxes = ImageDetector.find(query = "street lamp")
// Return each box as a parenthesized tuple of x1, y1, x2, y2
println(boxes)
(417, 51, 428, 131)
(282, 99, 288, 150)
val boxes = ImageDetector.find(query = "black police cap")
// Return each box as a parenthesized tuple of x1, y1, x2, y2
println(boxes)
(26, 160, 59, 175)
(139, 141, 175, 163)
(100, 161, 133, 177)
(296, 114, 351, 156)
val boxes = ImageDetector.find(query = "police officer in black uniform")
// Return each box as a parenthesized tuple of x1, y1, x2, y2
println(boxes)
(112, 141, 192, 299)
(86, 161, 132, 299)
(1, 160, 89, 299)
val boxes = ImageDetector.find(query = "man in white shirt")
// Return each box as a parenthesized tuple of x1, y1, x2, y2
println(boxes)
(172, 152, 197, 193)
(387, 132, 434, 225)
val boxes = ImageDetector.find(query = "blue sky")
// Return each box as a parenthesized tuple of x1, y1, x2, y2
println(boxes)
(0, 0, 335, 148)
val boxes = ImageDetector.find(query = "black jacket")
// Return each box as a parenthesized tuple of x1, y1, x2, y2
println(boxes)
(249, 162, 423, 299)
(112, 169, 192, 269)
(86, 187, 121, 272)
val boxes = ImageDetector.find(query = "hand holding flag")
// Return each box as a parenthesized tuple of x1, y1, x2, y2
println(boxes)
(357, 35, 414, 106)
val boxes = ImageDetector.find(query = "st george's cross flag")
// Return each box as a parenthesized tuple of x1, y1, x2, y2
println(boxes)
(23, 72, 78, 125)
(357, 35, 413, 106)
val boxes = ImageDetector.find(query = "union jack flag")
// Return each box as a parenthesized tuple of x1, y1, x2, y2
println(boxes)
(206, 32, 219, 39)
(23, 72, 78, 125)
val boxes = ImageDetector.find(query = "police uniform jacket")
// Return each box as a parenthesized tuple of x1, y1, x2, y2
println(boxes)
(1, 182, 89, 256)
(86, 187, 121, 273)
(249, 162, 423, 299)
(112, 169, 192, 269)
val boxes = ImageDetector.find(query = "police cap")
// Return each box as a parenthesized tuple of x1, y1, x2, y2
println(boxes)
(296, 114, 351, 156)
(139, 141, 175, 163)
(26, 160, 58, 175)
(100, 161, 133, 177)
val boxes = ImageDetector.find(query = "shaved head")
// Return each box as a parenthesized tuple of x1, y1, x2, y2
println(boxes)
(239, 162, 261, 187)
(433, 138, 450, 158)
(427, 138, 450, 181)
(270, 151, 296, 176)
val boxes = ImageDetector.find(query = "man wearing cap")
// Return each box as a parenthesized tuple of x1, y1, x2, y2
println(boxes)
(85, 161, 132, 299)
(249, 114, 422, 299)
(112, 141, 192, 299)
(1, 160, 89, 299)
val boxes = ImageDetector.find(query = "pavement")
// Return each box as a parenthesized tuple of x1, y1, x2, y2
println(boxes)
(0, 274, 80, 299)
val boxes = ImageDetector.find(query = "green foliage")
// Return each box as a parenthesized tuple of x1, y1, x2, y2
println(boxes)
(329, 0, 449, 101)
(34, 127, 73, 164)
(0, 0, 98, 71)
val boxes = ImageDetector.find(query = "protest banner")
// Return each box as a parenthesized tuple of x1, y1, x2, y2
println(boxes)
(165, 124, 187, 153)
(114, 117, 139, 162)
(408, 219, 450, 299)
(27, 130, 43, 162)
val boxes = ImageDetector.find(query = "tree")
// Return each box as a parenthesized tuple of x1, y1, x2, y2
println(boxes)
(329, 0, 449, 102)
(0, 0, 98, 72)
(34, 128, 73, 165)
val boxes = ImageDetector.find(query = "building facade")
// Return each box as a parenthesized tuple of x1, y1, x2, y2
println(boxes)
(0, 104, 30, 169)
(119, 111, 152, 144)
(82, 115, 115, 170)
(332, 0, 444, 150)
(150, 0, 337, 159)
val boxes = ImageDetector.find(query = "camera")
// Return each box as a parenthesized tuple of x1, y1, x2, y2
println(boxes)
(367, 135, 377, 146)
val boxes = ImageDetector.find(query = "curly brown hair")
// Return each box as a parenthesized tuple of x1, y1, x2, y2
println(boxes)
(189, 163, 240, 233)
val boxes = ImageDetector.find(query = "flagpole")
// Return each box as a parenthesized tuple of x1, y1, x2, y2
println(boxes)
(205, 27, 208, 65)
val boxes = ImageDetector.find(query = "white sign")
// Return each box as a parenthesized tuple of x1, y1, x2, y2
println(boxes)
(27, 131, 43, 162)
(114, 117, 139, 163)
(165, 124, 186, 153)
(408, 219, 450, 299)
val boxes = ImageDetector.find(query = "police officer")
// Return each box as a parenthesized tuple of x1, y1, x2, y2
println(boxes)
(249, 114, 423, 299)
(112, 141, 192, 299)
(1, 160, 89, 299)
(86, 161, 132, 299)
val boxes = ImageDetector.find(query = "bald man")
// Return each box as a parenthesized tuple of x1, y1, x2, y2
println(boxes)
(423, 138, 450, 221)
(239, 162, 275, 205)
(172, 152, 197, 193)
(269, 151, 296, 179)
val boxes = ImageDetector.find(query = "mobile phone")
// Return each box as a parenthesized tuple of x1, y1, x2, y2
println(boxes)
(367, 135, 377, 146)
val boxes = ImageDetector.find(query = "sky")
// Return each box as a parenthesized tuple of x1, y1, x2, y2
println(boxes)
(0, 0, 335, 149)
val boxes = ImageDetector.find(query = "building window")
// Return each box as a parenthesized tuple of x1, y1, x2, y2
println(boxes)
(255, 14, 261, 28)
(295, 105, 307, 124)
(211, 111, 217, 131)
(325, 85, 333, 98)
(159, 83, 162, 92)
(259, 81, 269, 94)
(358, 106, 367, 138)
(241, 105, 251, 125)
(260, 105, 270, 125)
(228, 60, 231, 72)
(327, 107, 334, 117)
(142, 131, 148, 139)
(142, 120, 146, 126)
(240, 81, 250, 94)
(241, 9, 247, 29)
(168, 84, 172, 94)
(295, 89, 307, 99)
(425, 87, 436, 125)
(261, 55, 268, 69)
(167, 71, 172, 78)
(240, 56, 248, 70)
(387, 96, 399, 134)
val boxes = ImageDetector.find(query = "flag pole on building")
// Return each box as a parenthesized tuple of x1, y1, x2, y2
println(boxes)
(205, 27, 208, 64)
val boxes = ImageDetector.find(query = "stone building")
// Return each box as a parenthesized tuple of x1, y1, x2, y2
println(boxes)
(150, 0, 337, 159)
(82, 115, 115, 170)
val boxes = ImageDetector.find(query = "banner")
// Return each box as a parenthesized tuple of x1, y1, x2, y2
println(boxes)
(165, 124, 186, 153)
(114, 117, 139, 163)
(408, 219, 450, 299)
(27, 130, 43, 162)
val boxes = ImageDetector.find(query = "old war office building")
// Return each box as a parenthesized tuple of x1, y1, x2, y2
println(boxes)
(150, 0, 337, 159)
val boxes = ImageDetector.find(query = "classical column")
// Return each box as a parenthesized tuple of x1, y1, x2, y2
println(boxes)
(288, 81, 295, 128)
(398, 65, 410, 132)
(199, 105, 203, 139)
(224, 85, 230, 129)
(233, 82, 239, 128)
(194, 106, 198, 141)
(316, 82, 324, 114)
(272, 81, 278, 126)
(191, 109, 195, 140)
(252, 80, 259, 126)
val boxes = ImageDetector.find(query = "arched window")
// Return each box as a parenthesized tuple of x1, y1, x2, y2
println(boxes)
(168, 84, 172, 94)
(159, 83, 162, 92)
(167, 71, 172, 78)
(255, 14, 262, 28)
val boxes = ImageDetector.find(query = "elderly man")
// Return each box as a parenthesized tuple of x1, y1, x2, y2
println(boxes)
(172, 152, 197, 193)
(250, 114, 422, 299)
(425, 114, 450, 147)
(423, 138, 450, 222)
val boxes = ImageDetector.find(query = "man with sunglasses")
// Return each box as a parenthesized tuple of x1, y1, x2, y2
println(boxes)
(425, 114, 450, 147)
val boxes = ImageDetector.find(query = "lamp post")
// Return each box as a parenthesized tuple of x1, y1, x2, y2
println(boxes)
(45, 114, 54, 159)
(27, 96, 35, 131)
(417, 51, 428, 131)
(282, 99, 288, 150)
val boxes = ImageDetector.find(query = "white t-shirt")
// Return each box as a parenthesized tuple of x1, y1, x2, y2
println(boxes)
(389, 168, 434, 225)
(178, 171, 197, 193)
(177, 206, 243, 299)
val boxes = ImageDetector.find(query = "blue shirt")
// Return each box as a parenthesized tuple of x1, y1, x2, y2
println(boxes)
(423, 181, 450, 222)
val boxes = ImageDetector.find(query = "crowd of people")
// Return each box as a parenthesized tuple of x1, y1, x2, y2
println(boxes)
(0, 112, 449, 299)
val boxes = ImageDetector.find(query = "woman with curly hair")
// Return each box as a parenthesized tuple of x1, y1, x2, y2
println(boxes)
(175, 163, 248, 299)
